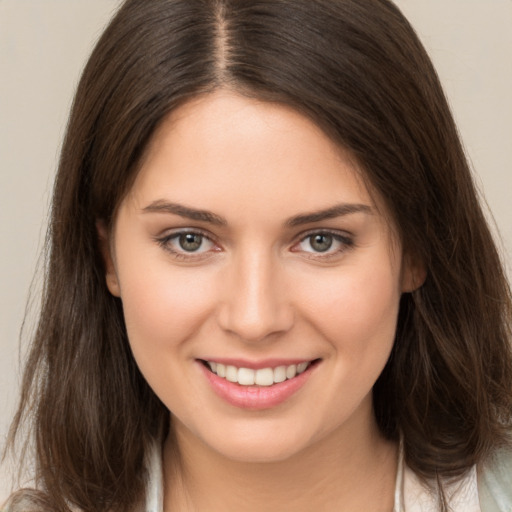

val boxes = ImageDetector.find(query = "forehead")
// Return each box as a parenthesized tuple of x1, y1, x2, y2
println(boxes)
(127, 90, 389, 226)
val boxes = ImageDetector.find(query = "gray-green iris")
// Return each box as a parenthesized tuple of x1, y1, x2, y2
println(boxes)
(310, 234, 333, 252)
(179, 233, 203, 252)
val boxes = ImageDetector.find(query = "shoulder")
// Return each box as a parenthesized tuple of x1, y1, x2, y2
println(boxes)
(397, 445, 512, 512)
(1, 490, 49, 512)
(478, 446, 512, 512)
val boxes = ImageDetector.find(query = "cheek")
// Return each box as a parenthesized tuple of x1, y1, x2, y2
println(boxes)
(295, 261, 401, 353)
(292, 263, 401, 424)
(116, 249, 217, 355)
(117, 260, 221, 410)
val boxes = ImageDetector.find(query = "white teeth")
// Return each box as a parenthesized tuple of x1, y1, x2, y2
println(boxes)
(273, 366, 287, 383)
(286, 365, 297, 379)
(216, 363, 226, 377)
(237, 367, 255, 385)
(297, 362, 308, 373)
(226, 365, 238, 383)
(255, 368, 274, 386)
(206, 361, 312, 386)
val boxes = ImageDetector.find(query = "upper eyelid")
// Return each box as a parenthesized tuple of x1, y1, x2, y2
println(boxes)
(158, 227, 351, 238)
(155, 230, 219, 260)
(292, 231, 355, 261)
(292, 228, 355, 254)
(155, 228, 219, 254)
(294, 227, 354, 242)
(159, 227, 217, 242)
(156, 227, 354, 250)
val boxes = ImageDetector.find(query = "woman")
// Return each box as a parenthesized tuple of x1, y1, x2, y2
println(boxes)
(3, 0, 512, 511)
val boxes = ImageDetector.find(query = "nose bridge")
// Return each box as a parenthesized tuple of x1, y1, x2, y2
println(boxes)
(218, 244, 293, 342)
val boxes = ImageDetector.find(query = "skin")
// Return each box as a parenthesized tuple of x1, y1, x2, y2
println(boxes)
(101, 90, 420, 511)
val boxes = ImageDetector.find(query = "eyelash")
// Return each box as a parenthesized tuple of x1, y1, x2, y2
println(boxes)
(155, 229, 355, 261)
(291, 229, 355, 260)
(155, 229, 219, 260)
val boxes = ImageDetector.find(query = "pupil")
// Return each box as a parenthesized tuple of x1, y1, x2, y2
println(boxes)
(311, 234, 332, 252)
(179, 233, 202, 251)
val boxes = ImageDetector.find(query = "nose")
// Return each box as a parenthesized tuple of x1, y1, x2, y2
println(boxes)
(217, 250, 294, 343)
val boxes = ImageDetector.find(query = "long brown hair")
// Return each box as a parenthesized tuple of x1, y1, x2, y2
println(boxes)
(4, 0, 512, 510)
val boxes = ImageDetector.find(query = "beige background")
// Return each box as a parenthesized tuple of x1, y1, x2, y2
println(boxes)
(1, 0, 511, 501)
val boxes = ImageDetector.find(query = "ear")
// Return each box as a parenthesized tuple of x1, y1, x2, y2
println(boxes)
(96, 220, 121, 297)
(401, 252, 427, 293)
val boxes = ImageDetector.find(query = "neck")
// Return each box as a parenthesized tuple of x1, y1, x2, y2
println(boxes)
(163, 410, 398, 512)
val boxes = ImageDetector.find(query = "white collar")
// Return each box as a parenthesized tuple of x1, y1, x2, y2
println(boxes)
(144, 441, 480, 512)
(144, 441, 164, 512)
(393, 441, 480, 512)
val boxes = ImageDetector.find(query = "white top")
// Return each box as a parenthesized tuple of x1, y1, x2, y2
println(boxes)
(3, 441, 510, 511)
(143, 442, 482, 512)
(395, 446, 481, 511)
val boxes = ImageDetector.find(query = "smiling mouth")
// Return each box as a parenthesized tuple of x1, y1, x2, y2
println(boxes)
(201, 360, 319, 387)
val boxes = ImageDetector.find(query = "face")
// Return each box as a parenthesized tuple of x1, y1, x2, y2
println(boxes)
(102, 91, 416, 463)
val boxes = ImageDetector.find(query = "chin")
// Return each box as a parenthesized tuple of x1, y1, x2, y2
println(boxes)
(215, 439, 306, 464)
(197, 421, 320, 464)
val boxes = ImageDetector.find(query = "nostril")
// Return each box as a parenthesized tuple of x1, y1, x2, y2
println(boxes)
(216, 301, 295, 343)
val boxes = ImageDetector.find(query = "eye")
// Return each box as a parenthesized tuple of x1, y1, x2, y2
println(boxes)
(177, 233, 208, 252)
(157, 230, 218, 258)
(293, 231, 354, 258)
(306, 233, 335, 252)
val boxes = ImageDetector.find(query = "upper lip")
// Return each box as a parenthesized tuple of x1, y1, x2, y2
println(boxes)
(198, 358, 318, 370)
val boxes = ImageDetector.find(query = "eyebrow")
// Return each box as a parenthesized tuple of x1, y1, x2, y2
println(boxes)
(142, 200, 372, 227)
(285, 203, 373, 226)
(142, 200, 227, 226)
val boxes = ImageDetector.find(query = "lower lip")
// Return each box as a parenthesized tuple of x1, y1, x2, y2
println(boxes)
(198, 362, 315, 410)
